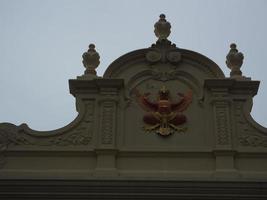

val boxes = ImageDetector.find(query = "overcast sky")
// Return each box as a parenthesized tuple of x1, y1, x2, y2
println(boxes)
(0, 0, 266, 130)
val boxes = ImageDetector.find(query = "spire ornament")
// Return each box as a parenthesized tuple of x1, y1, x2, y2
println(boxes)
(154, 14, 171, 41)
(226, 43, 244, 78)
(82, 44, 100, 76)
(146, 14, 181, 64)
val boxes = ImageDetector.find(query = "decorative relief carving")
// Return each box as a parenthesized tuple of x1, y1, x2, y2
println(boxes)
(101, 101, 115, 144)
(151, 70, 177, 82)
(49, 133, 91, 146)
(214, 102, 231, 146)
(1, 125, 92, 147)
(146, 41, 182, 65)
(6, 129, 34, 145)
(211, 91, 229, 100)
(134, 86, 192, 136)
(239, 135, 267, 147)
(235, 101, 267, 147)
(84, 102, 94, 142)
(0, 102, 94, 147)
(0, 130, 8, 168)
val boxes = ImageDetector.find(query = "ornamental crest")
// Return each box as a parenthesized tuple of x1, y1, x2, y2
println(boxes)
(135, 86, 192, 136)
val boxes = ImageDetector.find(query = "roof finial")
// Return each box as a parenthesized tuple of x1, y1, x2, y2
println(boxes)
(154, 14, 171, 41)
(82, 43, 100, 76)
(226, 43, 244, 78)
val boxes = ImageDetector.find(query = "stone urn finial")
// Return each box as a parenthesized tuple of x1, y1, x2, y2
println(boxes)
(82, 44, 100, 76)
(226, 43, 244, 78)
(154, 14, 171, 41)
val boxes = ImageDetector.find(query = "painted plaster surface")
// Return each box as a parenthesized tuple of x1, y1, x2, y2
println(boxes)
(0, 15, 267, 182)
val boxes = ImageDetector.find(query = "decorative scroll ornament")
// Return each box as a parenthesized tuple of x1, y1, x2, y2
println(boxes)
(134, 86, 192, 136)
(0, 124, 91, 146)
(234, 101, 267, 147)
(239, 134, 267, 147)
(82, 44, 100, 76)
(226, 43, 244, 78)
(146, 14, 182, 64)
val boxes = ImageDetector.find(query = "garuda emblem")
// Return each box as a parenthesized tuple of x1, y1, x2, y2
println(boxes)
(135, 86, 192, 136)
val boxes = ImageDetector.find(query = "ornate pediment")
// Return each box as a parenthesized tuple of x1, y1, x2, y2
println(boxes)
(0, 14, 267, 184)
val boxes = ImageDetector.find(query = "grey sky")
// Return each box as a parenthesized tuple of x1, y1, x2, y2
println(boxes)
(0, 0, 266, 130)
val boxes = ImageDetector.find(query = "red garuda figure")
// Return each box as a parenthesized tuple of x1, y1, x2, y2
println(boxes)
(134, 86, 192, 136)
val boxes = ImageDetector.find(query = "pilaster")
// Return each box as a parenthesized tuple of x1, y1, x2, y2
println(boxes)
(205, 79, 260, 178)
(205, 79, 236, 178)
(95, 79, 123, 175)
(69, 78, 124, 176)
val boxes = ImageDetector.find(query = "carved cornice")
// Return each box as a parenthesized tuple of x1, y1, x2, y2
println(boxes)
(204, 79, 259, 96)
(1, 179, 267, 200)
(69, 79, 124, 97)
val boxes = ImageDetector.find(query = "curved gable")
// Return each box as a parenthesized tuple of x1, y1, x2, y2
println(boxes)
(1, 15, 267, 197)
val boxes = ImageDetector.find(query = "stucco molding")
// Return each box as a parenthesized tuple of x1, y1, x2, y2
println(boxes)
(1, 179, 267, 200)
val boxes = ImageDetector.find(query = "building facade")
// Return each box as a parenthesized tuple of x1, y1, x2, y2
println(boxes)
(1, 14, 267, 199)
